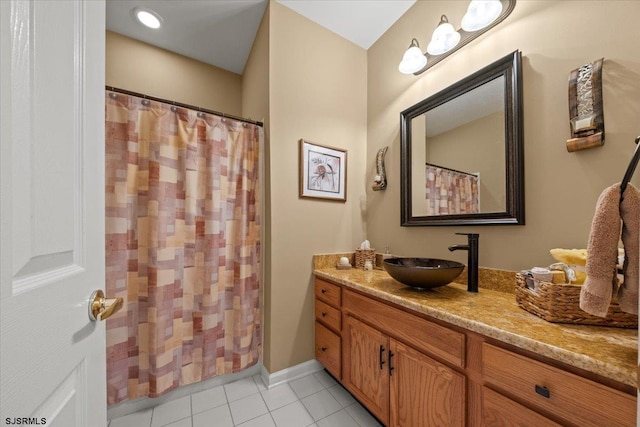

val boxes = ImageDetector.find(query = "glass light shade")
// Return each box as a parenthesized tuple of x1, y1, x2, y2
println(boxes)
(135, 9, 162, 29)
(398, 45, 427, 74)
(461, 0, 503, 32)
(426, 16, 461, 55)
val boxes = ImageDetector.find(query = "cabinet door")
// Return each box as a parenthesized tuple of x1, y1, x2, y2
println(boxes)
(343, 315, 389, 425)
(390, 339, 465, 427)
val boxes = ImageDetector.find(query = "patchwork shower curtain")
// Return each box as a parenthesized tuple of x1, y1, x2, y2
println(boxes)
(104, 91, 261, 405)
(425, 163, 480, 215)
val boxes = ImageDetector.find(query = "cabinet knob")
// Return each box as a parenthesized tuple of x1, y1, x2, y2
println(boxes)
(321, 312, 327, 317)
(321, 289, 327, 294)
(535, 385, 550, 398)
(321, 346, 328, 352)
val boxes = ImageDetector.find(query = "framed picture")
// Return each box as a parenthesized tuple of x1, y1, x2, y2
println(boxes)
(299, 139, 347, 202)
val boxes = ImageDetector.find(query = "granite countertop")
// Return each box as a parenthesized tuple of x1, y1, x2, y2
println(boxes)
(314, 265, 638, 389)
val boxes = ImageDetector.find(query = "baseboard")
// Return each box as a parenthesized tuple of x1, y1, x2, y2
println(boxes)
(261, 359, 324, 389)
(107, 363, 262, 420)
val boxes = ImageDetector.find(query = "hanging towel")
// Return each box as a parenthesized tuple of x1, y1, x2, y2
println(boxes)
(580, 183, 640, 317)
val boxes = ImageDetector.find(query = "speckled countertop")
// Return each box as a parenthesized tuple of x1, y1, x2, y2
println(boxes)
(313, 255, 638, 389)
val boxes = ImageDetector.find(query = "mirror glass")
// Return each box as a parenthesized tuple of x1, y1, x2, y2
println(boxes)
(400, 50, 524, 226)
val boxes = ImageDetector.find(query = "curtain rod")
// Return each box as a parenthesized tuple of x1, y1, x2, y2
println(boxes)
(425, 162, 478, 177)
(105, 86, 264, 128)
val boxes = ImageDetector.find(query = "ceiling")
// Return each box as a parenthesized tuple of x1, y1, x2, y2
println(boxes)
(105, 0, 416, 75)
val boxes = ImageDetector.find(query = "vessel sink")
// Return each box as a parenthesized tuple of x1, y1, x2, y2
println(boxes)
(382, 257, 464, 290)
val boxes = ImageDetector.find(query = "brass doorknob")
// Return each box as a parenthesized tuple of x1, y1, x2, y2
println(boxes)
(89, 290, 123, 321)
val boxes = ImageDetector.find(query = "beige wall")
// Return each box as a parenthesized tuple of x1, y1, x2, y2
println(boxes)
(106, 31, 242, 115)
(367, 0, 640, 272)
(241, 6, 272, 370)
(267, 2, 367, 373)
(426, 112, 505, 213)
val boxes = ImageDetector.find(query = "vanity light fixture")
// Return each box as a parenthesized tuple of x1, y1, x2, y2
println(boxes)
(132, 7, 163, 29)
(398, 0, 515, 75)
(461, 0, 504, 31)
(426, 16, 461, 56)
(398, 38, 428, 74)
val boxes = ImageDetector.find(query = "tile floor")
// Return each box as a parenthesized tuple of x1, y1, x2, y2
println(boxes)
(108, 370, 383, 427)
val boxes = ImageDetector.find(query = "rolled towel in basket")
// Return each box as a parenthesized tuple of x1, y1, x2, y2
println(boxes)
(580, 183, 640, 317)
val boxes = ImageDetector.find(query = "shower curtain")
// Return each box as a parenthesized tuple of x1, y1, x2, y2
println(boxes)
(104, 91, 262, 405)
(425, 163, 480, 215)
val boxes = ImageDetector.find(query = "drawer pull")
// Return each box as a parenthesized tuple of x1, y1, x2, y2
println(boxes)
(321, 312, 327, 317)
(535, 385, 550, 399)
(321, 346, 327, 352)
(379, 345, 386, 370)
(321, 289, 327, 294)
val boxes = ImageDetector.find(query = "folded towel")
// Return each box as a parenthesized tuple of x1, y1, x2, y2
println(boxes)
(550, 248, 587, 266)
(580, 183, 640, 317)
(549, 249, 587, 284)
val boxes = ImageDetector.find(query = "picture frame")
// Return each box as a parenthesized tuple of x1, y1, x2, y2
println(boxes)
(299, 139, 347, 202)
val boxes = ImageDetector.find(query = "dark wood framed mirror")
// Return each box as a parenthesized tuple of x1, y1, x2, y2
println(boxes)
(400, 50, 524, 226)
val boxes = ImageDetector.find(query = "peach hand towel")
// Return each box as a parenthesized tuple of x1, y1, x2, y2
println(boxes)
(617, 183, 640, 314)
(579, 183, 640, 317)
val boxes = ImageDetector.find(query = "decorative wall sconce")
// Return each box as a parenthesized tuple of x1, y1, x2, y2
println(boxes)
(372, 146, 388, 191)
(398, 0, 516, 75)
(566, 58, 605, 152)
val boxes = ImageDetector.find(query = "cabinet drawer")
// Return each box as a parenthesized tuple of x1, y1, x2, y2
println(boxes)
(344, 289, 465, 368)
(482, 386, 561, 427)
(483, 343, 636, 427)
(315, 278, 341, 307)
(315, 322, 341, 380)
(315, 299, 341, 332)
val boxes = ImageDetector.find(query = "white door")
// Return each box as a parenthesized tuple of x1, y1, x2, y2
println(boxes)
(1, 1, 107, 426)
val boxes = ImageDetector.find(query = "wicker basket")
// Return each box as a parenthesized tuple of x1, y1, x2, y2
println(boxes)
(355, 249, 376, 269)
(515, 273, 637, 328)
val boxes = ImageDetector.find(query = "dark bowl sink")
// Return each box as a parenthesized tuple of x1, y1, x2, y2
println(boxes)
(383, 257, 464, 290)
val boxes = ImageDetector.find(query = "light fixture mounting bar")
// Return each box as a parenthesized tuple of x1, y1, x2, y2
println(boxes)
(413, 0, 516, 75)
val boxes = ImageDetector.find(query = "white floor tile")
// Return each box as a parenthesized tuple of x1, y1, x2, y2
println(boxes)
(228, 393, 268, 425)
(313, 370, 338, 389)
(163, 418, 192, 427)
(192, 404, 233, 427)
(270, 401, 315, 427)
(110, 408, 152, 427)
(301, 389, 342, 421)
(236, 413, 276, 427)
(191, 385, 227, 414)
(151, 396, 192, 427)
(120, 369, 379, 427)
(224, 377, 259, 402)
(260, 383, 299, 411)
(327, 384, 356, 408)
(252, 374, 268, 392)
(316, 409, 360, 427)
(289, 375, 325, 399)
(345, 403, 383, 427)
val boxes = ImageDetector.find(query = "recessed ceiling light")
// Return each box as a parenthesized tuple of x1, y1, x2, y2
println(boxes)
(132, 7, 162, 29)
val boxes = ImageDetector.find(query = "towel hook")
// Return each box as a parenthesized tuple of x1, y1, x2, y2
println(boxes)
(620, 136, 640, 201)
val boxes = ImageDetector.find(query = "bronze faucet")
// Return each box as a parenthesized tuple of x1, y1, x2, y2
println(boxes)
(448, 233, 479, 292)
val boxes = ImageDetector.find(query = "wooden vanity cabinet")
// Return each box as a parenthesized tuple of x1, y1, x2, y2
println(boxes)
(342, 289, 465, 427)
(313, 276, 636, 427)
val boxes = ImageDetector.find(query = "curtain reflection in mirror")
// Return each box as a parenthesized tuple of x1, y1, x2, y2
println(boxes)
(425, 163, 480, 215)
